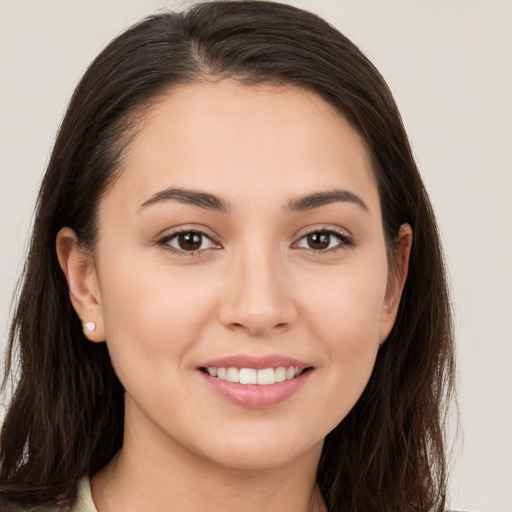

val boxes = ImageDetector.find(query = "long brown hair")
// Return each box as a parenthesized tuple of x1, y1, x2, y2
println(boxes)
(1, 2, 455, 510)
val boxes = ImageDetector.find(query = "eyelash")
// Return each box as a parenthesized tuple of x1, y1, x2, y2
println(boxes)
(157, 228, 219, 256)
(157, 227, 354, 256)
(293, 227, 354, 254)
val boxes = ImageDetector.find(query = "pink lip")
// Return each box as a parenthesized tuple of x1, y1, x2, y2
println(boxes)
(199, 354, 311, 370)
(197, 354, 313, 409)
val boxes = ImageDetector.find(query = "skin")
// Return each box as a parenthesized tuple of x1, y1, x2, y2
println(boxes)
(57, 81, 412, 512)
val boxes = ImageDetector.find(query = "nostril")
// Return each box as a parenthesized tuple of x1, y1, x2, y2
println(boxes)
(231, 321, 288, 331)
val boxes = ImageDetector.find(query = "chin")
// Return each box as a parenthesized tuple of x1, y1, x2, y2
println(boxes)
(182, 422, 326, 472)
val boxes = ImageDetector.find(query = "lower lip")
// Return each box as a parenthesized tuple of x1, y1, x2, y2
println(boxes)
(199, 370, 311, 409)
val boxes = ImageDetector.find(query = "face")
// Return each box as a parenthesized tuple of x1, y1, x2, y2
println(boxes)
(62, 81, 409, 471)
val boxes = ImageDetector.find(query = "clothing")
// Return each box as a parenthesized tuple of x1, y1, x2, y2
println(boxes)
(70, 478, 97, 512)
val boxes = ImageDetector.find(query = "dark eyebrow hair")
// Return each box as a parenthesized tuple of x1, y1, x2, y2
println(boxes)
(138, 187, 230, 212)
(139, 187, 367, 215)
(287, 189, 369, 212)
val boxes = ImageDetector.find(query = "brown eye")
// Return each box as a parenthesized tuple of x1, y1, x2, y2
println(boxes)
(306, 232, 331, 250)
(162, 230, 217, 253)
(177, 232, 203, 251)
(295, 229, 351, 252)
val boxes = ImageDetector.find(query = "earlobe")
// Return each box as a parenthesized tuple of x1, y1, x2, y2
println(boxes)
(56, 227, 105, 343)
(379, 223, 413, 344)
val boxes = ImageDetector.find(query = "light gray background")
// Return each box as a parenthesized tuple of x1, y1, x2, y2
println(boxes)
(1, 1, 511, 511)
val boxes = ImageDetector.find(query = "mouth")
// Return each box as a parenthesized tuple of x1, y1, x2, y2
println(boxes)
(197, 356, 313, 408)
(199, 366, 310, 385)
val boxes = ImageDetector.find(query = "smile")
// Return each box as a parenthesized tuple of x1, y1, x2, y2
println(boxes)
(198, 355, 313, 408)
(203, 366, 302, 385)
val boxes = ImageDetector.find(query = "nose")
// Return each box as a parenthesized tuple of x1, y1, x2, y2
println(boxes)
(218, 247, 298, 336)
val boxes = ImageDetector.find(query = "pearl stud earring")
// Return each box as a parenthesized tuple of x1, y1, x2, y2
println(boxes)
(82, 321, 96, 334)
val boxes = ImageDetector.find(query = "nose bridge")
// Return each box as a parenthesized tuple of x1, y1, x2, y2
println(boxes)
(219, 238, 296, 335)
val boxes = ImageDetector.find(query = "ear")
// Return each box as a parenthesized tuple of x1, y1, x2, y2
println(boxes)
(379, 223, 413, 344)
(56, 227, 105, 343)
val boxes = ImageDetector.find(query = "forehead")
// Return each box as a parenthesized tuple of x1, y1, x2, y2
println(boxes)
(105, 80, 378, 213)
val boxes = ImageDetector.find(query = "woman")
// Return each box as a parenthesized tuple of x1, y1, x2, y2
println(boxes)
(0, 1, 455, 511)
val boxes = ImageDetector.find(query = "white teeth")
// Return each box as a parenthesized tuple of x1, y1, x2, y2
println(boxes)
(257, 368, 275, 385)
(275, 367, 286, 382)
(239, 368, 257, 384)
(206, 366, 302, 385)
(226, 367, 239, 382)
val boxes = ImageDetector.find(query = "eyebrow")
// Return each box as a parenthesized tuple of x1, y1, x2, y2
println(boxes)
(138, 186, 368, 214)
(138, 188, 230, 212)
(287, 189, 368, 212)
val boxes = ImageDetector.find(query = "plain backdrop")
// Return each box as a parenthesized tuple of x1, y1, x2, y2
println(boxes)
(1, 1, 511, 511)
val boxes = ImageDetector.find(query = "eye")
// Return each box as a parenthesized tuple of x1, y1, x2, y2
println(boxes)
(294, 229, 352, 252)
(159, 230, 218, 254)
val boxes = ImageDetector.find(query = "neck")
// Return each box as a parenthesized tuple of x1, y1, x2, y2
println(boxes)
(91, 402, 326, 512)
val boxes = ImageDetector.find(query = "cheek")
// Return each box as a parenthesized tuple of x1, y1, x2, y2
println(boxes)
(297, 258, 388, 405)
(300, 261, 389, 345)
(97, 257, 218, 369)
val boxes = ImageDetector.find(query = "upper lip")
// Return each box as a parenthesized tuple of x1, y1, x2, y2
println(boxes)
(199, 354, 312, 370)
